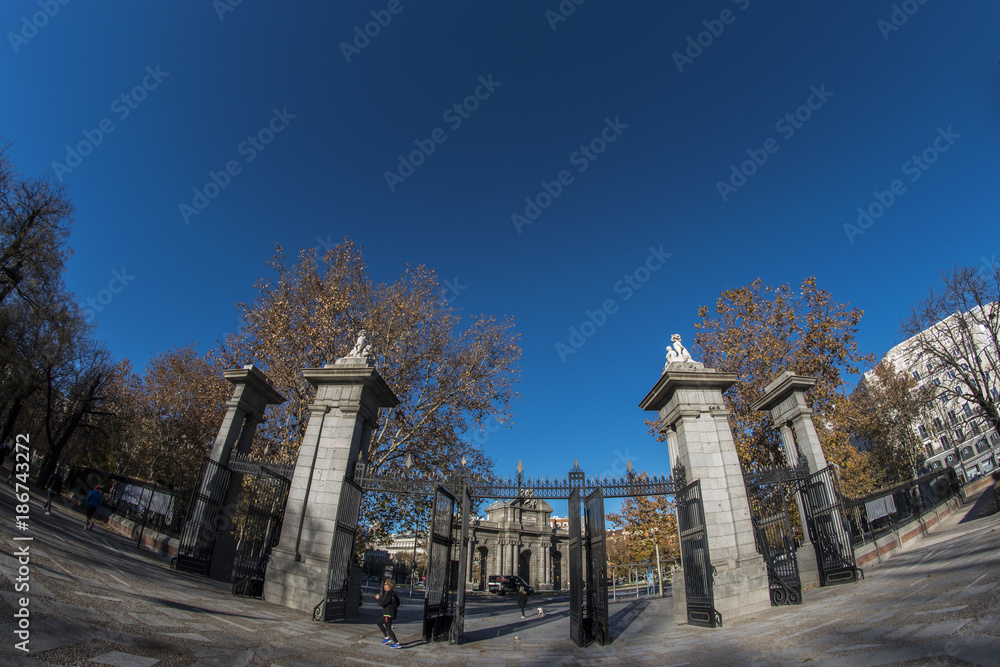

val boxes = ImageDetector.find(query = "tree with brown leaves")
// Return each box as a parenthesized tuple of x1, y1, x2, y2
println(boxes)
(834, 360, 934, 494)
(691, 277, 874, 472)
(607, 474, 678, 566)
(216, 239, 521, 534)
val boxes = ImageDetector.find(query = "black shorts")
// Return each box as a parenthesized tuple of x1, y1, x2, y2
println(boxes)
(86, 506, 97, 519)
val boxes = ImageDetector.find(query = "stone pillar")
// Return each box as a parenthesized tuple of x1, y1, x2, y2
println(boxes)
(640, 363, 770, 625)
(191, 365, 283, 580)
(263, 356, 399, 613)
(751, 372, 830, 590)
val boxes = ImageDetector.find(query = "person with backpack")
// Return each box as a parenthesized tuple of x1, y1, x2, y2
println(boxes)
(374, 578, 401, 648)
(518, 584, 528, 619)
(85, 484, 103, 530)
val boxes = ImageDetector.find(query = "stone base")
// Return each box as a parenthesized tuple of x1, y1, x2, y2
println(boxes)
(671, 558, 769, 626)
(796, 543, 821, 591)
(671, 566, 687, 625)
(712, 556, 770, 623)
(262, 546, 328, 614)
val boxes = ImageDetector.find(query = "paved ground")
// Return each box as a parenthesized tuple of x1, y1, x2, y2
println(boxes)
(2, 477, 1000, 666)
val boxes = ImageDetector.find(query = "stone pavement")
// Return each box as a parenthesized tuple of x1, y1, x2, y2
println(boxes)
(2, 480, 1000, 666)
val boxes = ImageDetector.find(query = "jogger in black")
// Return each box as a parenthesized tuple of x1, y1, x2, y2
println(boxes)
(375, 579, 401, 648)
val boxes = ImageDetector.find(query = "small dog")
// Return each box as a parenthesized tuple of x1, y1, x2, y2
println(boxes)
(536, 608, 545, 617)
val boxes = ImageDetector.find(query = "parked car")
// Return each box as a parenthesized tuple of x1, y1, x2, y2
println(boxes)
(487, 575, 533, 595)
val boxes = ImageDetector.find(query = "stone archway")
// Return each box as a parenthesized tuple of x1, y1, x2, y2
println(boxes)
(551, 549, 562, 591)
(475, 546, 488, 591)
(518, 549, 531, 584)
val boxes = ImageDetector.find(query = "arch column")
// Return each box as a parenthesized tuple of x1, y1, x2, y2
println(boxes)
(263, 356, 399, 613)
(186, 365, 284, 581)
(641, 364, 770, 624)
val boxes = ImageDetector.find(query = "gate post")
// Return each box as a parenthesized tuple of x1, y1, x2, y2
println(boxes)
(263, 355, 399, 613)
(640, 363, 770, 625)
(751, 372, 824, 590)
(182, 365, 284, 579)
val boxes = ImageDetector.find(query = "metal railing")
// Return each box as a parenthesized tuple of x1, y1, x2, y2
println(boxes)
(844, 468, 962, 547)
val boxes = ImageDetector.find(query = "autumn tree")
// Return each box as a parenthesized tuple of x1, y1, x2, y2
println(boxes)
(692, 277, 875, 472)
(834, 360, 934, 493)
(607, 474, 678, 566)
(900, 262, 1000, 436)
(216, 239, 521, 536)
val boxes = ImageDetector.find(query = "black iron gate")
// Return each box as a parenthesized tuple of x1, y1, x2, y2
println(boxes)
(676, 480, 720, 628)
(423, 486, 456, 642)
(742, 462, 805, 606)
(316, 478, 363, 622)
(585, 487, 610, 646)
(568, 487, 585, 647)
(801, 466, 860, 586)
(174, 458, 231, 574)
(449, 486, 472, 645)
(231, 467, 291, 598)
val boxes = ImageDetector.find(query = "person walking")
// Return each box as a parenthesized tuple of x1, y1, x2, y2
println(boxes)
(517, 585, 528, 619)
(44, 469, 64, 515)
(85, 484, 103, 530)
(375, 578, 402, 649)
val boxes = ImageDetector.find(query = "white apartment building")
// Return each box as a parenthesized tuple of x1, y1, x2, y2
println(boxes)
(870, 308, 1000, 481)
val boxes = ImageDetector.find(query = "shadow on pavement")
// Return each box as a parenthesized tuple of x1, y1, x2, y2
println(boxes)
(460, 608, 570, 644)
(959, 484, 997, 523)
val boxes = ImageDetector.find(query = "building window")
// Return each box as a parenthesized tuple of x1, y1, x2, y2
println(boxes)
(963, 403, 973, 416)
(947, 370, 956, 380)
(940, 435, 949, 449)
(948, 410, 957, 425)
(934, 378, 942, 386)
(972, 421, 982, 436)
(955, 428, 964, 442)
(977, 439, 990, 453)
(933, 417, 943, 431)
(926, 362, 934, 372)
(912, 370, 921, 381)
(918, 424, 928, 438)
(957, 386, 964, 395)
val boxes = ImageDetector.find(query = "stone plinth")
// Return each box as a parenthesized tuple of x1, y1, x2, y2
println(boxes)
(263, 357, 399, 613)
(640, 366, 770, 625)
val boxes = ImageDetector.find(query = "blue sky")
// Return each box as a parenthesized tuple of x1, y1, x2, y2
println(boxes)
(3, 1, 998, 514)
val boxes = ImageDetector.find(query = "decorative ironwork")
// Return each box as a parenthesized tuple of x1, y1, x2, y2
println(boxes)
(228, 451, 294, 480)
(801, 466, 862, 586)
(585, 487, 610, 646)
(353, 458, 686, 499)
(423, 486, 456, 642)
(676, 480, 721, 628)
(318, 478, 363, 622)
(741, 458, 804, 607)
(449, 486, 472, 645)
(231, 467, 291, 599)
(568, 488, 584, 647)
(173, 458, 231, 575)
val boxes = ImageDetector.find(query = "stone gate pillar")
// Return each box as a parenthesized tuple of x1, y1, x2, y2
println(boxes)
(751, 372, 829, 590)
(263, 355, 399, 613)
(195, 365, 284, 580)
(640, 363, 770, 624)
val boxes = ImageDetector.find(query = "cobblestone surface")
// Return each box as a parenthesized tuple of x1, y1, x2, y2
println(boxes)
(1, 481, 999, 666)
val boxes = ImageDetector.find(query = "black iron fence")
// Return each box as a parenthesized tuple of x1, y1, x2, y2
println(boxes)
(67, 467, 192, 537)
(844, 468, 962, 547)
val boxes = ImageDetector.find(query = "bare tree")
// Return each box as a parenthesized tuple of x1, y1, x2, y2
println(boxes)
(900, 262, 1000, 436)
(0, 140, 73, 307)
